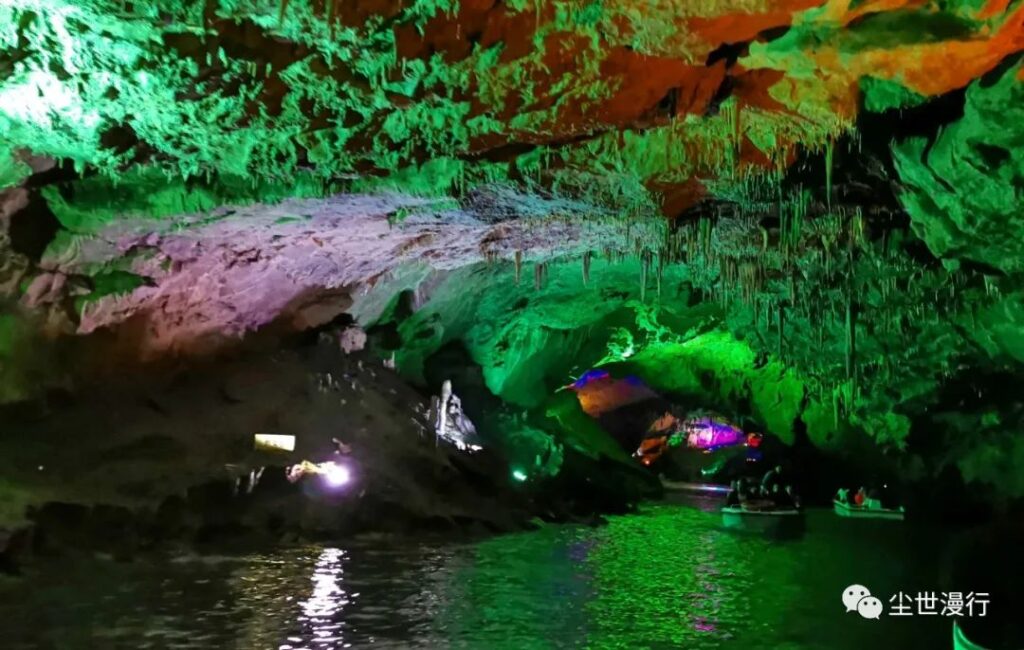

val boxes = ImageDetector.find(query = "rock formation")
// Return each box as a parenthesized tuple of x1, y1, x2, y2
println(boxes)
(2, 0, 1024, 537)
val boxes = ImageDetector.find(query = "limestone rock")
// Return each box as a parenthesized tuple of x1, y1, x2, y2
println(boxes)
(338, 326, 368, 354)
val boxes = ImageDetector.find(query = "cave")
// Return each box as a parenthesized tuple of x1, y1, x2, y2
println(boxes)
(2, 2, 1024, 648)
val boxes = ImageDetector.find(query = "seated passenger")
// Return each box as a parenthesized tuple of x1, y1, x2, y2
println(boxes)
(761, 464, 784, 492)
(785, 485, 801, 509)
(854, 487, 867, 506)
(740, 480, 776, 511)
(835, 487, 850, 504)
(725, 480, 741, 507)
(865, 486, 883, 509)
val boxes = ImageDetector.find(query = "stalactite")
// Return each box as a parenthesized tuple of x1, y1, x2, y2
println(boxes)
(833, 384, 841, 430)
(825, 137, 834, 211)
(849, 209, 865, 248)
(514, 250, 522, 286)
(733, 99, 742, 170)
(656, 255, 663, 298)
(534, 262, 544, 291)
(640, 252, 649, 302)
(845, 298, 857, 387)
(777, 303, 785, 360)
(582, 251, 591, 286)
(699, 217, 712, 259)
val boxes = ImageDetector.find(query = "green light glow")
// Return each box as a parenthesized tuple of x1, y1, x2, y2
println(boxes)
(0, 0, 858, 224)
(3, 0, 1023, 499)
(512, 469, 528, 482)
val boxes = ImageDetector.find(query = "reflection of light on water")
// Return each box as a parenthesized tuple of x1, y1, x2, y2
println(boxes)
(690, 531, 725, 634)
(281, 548, 353, 649)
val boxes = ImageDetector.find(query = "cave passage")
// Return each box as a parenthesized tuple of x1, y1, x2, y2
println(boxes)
(3, 1, 1024, 648)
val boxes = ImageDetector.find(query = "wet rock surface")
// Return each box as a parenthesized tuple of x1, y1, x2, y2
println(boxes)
(0, 337, 652, 571)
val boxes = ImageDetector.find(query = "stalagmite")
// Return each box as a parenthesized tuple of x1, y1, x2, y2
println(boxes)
(514, 250, 522, 285)
(582, 251, 591, 285)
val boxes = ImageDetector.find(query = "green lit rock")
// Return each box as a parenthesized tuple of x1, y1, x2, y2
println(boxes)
(4, 0, 1024, 512)
(893, 61, 1024, 274)
(0, 146, 31, 190)
(860, 76, 927, 113)
(968, 292, 1024, 364)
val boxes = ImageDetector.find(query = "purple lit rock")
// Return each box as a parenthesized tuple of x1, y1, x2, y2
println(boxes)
(38, 191, 629, 358)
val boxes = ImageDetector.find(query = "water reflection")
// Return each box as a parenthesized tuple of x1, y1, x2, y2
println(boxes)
(691, 531, 724, 634)
(0, 503, 952, 649)
(285, 548, 351, 649)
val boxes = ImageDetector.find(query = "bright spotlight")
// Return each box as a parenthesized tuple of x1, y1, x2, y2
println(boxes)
(321, 461, 351, 488)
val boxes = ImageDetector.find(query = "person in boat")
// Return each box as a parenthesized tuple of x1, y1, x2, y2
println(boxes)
(854, 486, 867, 506)
(736, 478, 755, 504)
(768, 483, 799, 509)
(769, 483, 787, 507)
(785, 485, 801, 509)
(835, 487, 851, 504)
(725, 480, 741, 507)
(737, 478, 775, 511)
(761, 464, 785, 492)
(865, 486, 884, 509)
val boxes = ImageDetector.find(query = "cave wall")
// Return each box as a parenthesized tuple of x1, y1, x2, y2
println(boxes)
(3, 1, 1024, 501)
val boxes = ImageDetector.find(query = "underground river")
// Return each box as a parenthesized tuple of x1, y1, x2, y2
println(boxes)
(2, 498, 952, 649)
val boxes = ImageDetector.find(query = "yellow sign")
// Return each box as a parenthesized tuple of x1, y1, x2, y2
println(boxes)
(254, 434, 296, 452)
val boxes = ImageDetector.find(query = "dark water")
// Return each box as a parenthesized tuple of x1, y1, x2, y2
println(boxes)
(2, 499, 956, 649)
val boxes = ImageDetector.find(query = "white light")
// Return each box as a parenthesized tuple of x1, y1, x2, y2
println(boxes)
(322, 462, 350, 487)
(254, 433, 296, 452)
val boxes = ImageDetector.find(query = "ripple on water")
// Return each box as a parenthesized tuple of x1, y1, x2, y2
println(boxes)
(1, 502, 951, 649)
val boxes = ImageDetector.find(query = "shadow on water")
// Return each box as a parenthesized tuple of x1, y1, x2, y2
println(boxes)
(1, 500, 955, 649)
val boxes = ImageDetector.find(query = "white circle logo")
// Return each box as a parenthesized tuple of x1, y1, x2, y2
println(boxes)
(842, 584, 880, 618)
(857, 596, 884, 619)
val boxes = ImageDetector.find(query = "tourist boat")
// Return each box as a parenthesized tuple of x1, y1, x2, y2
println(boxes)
(721, 506, 804, 535)
(833, 499, 905, 521)
(954, 620, 989, 650)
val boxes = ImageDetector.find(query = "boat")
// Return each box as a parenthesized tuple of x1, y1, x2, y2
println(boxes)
(833, 499, 905, 521)
(954, 620, 989, 650)
(721, 505, 804, 536)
